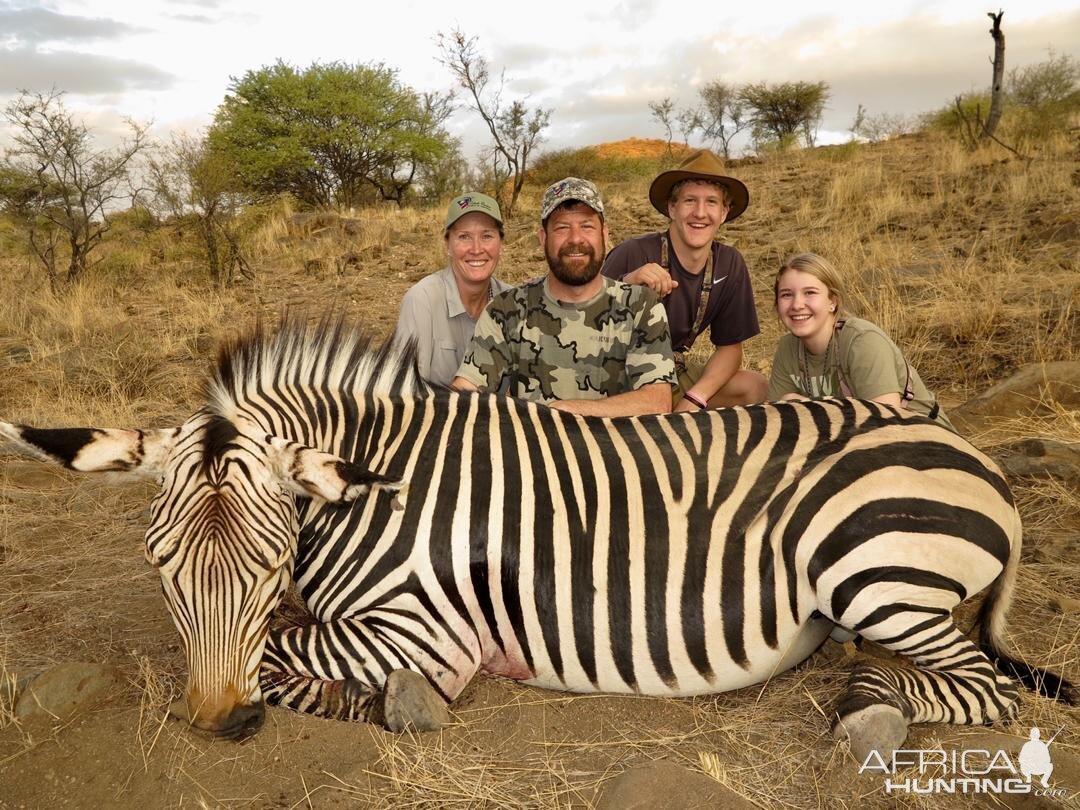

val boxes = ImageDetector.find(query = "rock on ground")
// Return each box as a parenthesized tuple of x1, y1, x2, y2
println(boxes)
(956, 361, 1080, 418)
(595, 758, 759, 810)
(14, 662, 125, 722)
(989, 438, 1080, 482)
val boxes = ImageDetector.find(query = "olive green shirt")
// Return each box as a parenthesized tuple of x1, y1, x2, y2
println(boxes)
(768, 317, 953, 430)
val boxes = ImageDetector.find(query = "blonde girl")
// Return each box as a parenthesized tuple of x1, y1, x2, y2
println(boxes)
(767, 253, 953, 430)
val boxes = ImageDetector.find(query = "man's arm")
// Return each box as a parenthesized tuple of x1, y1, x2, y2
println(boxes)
(602, 238, 677, 296)
(673, 342, 742, 413)
(549, 383, 672, 416)
(451, 376, 480, 392)
(453, 302, 513, 393)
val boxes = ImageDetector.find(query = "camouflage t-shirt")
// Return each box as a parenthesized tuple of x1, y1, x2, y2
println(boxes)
(455, 276, 677, 403)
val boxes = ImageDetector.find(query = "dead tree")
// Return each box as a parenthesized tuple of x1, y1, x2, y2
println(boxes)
(437, 29, 551, 216)
(981, 10, 1006, 141)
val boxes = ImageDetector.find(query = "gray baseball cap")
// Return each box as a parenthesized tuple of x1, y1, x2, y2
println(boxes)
(540, 177, 605, 223)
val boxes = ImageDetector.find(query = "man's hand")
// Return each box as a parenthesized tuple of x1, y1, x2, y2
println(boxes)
(673, 397, 700, 413)
(451, 376, 480, 392)
(623, 263, 678, 296)
(547, 383, 672, 417)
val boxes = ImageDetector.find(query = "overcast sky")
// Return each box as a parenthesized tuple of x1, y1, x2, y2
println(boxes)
(2, 0, 1078, 157)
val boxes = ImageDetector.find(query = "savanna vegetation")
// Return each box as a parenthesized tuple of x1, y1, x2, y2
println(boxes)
(0, 28, 1079, 810)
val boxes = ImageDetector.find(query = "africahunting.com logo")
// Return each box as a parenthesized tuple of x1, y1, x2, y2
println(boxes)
(859, 727, 1068, 797)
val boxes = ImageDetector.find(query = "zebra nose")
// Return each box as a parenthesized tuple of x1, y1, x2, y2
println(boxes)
(220, 700, 265, 740)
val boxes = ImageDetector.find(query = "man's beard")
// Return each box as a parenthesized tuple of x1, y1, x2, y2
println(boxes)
(546, 240, 604, 287)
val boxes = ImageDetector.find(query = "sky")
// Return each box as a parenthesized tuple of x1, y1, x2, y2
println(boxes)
(1, 0, 1079, 158)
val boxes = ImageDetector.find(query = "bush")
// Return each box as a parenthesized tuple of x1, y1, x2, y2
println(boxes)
(528, 144, 681, 188)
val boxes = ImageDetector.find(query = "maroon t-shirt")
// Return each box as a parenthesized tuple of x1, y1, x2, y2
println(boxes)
(601, 232, 760, 351)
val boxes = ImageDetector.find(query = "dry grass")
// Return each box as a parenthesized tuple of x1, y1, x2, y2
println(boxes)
(0, 132, 1078, 808)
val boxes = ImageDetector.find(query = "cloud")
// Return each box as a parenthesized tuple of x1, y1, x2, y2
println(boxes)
(521, 8, 1080, 151)
(167, 12, 217, 24)
(0, 47, 174, 95)
(0, 3, 142, 44)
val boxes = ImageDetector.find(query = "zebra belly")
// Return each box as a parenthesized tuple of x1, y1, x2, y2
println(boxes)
(512, 615, 834, 697)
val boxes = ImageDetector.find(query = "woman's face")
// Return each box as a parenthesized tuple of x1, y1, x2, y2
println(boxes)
(446, 212, 502, 285)
(776, 268, 837, 346)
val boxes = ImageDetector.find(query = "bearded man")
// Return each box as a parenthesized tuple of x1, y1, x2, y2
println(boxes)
(452, 178, 675, 416)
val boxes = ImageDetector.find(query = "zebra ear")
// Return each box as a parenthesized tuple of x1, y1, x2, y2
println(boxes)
(266, 436, 404, 505)
(0, 420, 178, 479)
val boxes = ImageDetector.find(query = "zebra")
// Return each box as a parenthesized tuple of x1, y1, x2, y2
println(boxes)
(1, 316, 1072, 759)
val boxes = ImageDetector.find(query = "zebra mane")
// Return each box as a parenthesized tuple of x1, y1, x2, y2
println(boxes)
(204, 313, 430, 421)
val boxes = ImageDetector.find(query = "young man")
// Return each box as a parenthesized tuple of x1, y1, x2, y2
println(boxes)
(452, 178, 675, 416)
(601, 150, 767, 412)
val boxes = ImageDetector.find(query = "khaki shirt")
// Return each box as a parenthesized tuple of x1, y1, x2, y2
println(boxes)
(395, 266, 510, 386)
(768, 317, 953, 430)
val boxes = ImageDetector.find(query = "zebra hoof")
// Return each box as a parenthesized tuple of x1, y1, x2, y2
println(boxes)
(834, 704, 908, 764)
(382, 669, 449, 733)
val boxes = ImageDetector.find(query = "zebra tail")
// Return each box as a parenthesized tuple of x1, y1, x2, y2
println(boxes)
(975, 508, 1077, 705)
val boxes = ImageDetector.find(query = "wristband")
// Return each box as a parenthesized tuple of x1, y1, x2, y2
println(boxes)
(683, 391, 708, 410)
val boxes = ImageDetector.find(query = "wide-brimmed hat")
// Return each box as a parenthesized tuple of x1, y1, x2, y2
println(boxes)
(540, 177, 605, 223)
(445, 192, 503, 231)
(648, 149, 749, 222)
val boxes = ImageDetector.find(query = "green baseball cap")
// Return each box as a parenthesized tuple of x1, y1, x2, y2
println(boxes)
(445, 192, 503, 231)
(540, 177, 605, 223)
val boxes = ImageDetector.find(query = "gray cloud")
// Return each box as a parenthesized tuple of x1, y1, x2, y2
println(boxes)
(167, 12, 216, 24)
(0, 3, 141, 44)
(0, 47, 174, 95)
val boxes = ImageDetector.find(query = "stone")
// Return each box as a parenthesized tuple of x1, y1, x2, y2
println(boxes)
(14, 662, 125, 722)
(956, 362, 1080, 418)
(956, 730, 1080, 806)
(381, 669, 450, 732)
(595, 759, 758, 810)
(990, 438, 1080, 482)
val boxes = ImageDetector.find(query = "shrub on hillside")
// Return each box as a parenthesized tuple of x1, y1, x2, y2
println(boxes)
(528, 145, 681, 188)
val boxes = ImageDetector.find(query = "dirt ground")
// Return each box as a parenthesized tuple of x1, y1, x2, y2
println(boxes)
(2, 134, 1079, 808)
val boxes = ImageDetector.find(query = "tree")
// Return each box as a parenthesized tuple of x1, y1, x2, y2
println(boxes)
(696, 81, 748, 159)
(1009, 50, 1080, 108)
(738, 81, 829, 149)
(1007, 49, 1080, 139)
(648, 97, 677, 155)
(437, 29, 551, 216)
(0, 89, 147, 289)
(208, 61, 454, 208)
(981, 10, 1006, 142)
(145, 133, 250, 286)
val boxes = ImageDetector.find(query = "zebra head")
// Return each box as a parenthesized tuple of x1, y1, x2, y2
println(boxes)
(1, 414, 402, 739)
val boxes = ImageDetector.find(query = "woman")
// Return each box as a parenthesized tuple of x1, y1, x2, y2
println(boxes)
(768, 252, 954, 430)
(395, 192, 510, 386)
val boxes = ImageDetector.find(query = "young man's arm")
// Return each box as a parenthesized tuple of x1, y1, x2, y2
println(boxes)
(673, 342, 743, 412)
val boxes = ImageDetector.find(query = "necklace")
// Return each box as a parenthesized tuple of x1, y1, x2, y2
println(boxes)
(797, 336, 835, 397)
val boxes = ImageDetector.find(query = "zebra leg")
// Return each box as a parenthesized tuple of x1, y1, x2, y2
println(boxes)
(832, 611, 1020, 761)
(259, 621, 452, 731)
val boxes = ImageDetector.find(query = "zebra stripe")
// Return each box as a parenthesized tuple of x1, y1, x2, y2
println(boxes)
(2, 316, 1071, 746)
